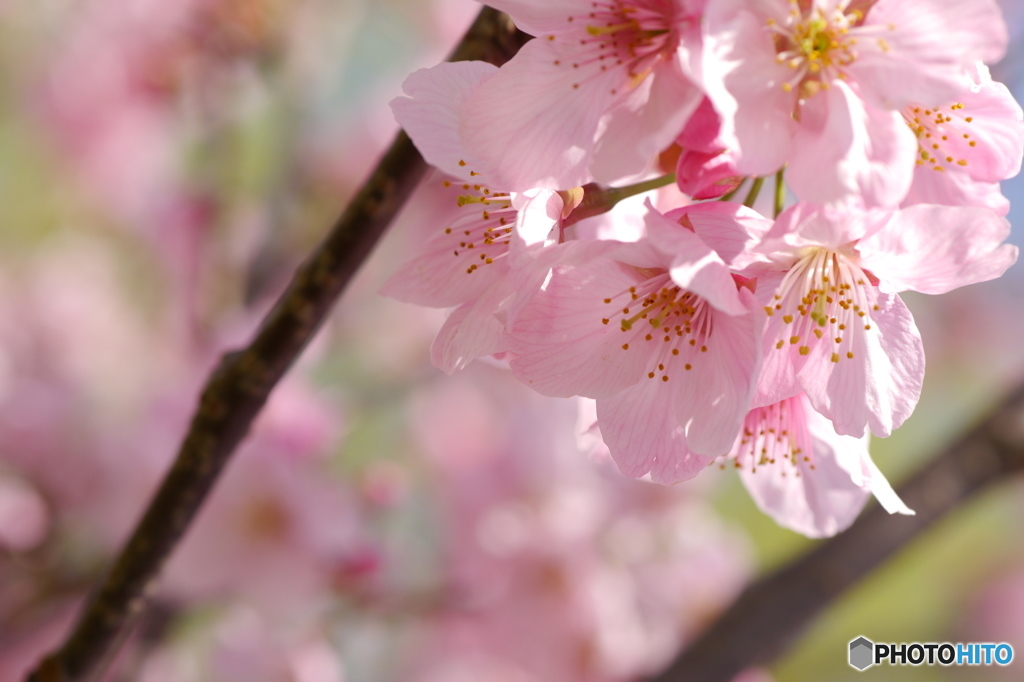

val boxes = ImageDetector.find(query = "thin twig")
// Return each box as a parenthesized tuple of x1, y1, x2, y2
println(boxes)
(742, 176, 765, 208)
(647, 381, 1024, 682)
(773, 167, 785, 218)
(27, 9, 529, 682)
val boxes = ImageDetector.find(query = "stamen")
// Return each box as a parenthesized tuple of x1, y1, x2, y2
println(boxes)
(601, 267, 721, 380)
(765, 3, 873, 101)
(768, 247, 878, 363)
(731, 396, 814, 474)
(550, 1, 686, 94)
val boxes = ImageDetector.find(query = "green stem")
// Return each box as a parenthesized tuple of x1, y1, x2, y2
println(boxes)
(774, 167, 786, 218)
(563, 173, 676, 227)
(742, 176, 765, 208)
(606, 172, 677, 203)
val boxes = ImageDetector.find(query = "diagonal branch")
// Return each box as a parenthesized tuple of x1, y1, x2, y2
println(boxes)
(27, 9, 530, 682)
(646, 381, 1024, 682)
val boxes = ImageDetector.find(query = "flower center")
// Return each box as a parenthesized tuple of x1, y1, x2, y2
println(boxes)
(765, 247, 879, 363)
(904, 103, 975, 173)
(442, 176, 515, 275)
(601, 271, 713, 382)
(551, 0, 683, 95)
(729, 396, 814, 474)
(767, 2, 882, 98)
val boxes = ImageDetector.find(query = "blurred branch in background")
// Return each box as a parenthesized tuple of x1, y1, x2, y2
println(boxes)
(26, 9, 530, 682)
(647, 381, 1024, 682)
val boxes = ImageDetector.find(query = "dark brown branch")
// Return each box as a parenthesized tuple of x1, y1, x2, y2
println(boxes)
(27, 10, 529, 682)
(647, 381, 1024, 682)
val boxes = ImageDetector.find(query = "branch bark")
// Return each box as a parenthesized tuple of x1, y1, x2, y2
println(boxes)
(647, 381, 1024, 682)
(27, 9, 529, 682)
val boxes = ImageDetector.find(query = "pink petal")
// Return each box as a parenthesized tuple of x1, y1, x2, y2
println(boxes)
(736, 393, 911, 537)
(903, 168, 1010, 216)
(788, 80, 916, 207)
(941, 75, 1024, 182)
(510, 188, 560, 250)
(752, 314, 802, 408)
(852, 0, 1008, 109)
(798, 292, 924, 438)
(498, 216, 578, 330)
(509, 258, 657, 398)
(676, 148, 742, 199)
(493, 190, 572, 333)
(739, 431, 872, 539)
(459, 36, 622, 190)
(858, 205, 1018, 295)
(479, 0, 596, 36)
(901, 68, 1023, 197)
(597, 379, 714, 483)
(379, 217, 510, 308)
(673, 294, 761, 455)
(859, 457, 915, 516)
(702, 1, 795, 175)
(761, 202, 877, 253)
(644, 207, 747, 316)
(664, 201, 773, 269)
(391, 61, 498, 183)
(827, 431, 914, 517)
(430, 283, 512, 373)
(588, 52, 703, 184)
(677, 96, 726, 153)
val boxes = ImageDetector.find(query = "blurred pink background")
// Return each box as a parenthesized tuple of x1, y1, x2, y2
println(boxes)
(0, 1, 1022, 680)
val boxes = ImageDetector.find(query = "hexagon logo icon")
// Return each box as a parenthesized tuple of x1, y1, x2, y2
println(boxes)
(849, 636, 874, 671)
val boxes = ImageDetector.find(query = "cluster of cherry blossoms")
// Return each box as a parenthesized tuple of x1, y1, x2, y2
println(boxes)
(384, 0, 1023, 537)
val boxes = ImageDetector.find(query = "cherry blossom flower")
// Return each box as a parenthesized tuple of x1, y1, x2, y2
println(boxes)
(902, 64, 1024, 216)
(384, 62, 549, 371)
(385, 61, 649, 373)
(730, 393, 912, 538)
(510, 203, 767, 479)
(460, 0, 705, 190)
(751, 202, 1017, 438)
(702, 0, 1008, 206)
